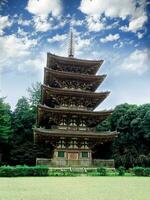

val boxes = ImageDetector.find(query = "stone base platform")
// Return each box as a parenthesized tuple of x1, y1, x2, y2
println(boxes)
(36, 158, 115, 168)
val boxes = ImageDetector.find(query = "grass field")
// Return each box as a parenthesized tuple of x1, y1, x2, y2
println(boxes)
(0, 177, 150, 200)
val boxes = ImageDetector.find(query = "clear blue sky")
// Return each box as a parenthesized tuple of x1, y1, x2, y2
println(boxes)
(0, 0, 150, 110)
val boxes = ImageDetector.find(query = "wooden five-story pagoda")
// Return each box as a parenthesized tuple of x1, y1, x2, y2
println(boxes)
(34, 30, 117, 167)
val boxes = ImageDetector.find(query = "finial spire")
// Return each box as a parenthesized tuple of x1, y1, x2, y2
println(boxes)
(68, 27, 74, 58)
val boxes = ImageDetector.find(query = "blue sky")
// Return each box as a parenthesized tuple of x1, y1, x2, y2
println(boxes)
(0, 0, 150, 110)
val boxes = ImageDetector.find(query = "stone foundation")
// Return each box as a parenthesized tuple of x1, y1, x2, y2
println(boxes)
(36, 158, 115, 168)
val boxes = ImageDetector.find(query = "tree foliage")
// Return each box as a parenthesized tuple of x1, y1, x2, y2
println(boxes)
(97, 103, 150, 168)
(0, 83, 42, 165)
(9, 142, 52, 166)
(27, 82, 41, 109)
(12, 96, 35, 144)
(0, 97, 12, 164)
(0, 97, 12, 144)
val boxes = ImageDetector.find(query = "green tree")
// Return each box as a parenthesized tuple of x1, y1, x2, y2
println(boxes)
(9, 142, 53, 166)
(12, 97, 35, 144)
(27, 82, 41, 110)
(141, 110, 150, 140)
(96, 117, 111, 131)
(10, 83, 42, 165)
(0, 97, 12, 164)
(110, 103, 135, 131)
(0, 97, 12, 144)
(111, 104, 150, 168)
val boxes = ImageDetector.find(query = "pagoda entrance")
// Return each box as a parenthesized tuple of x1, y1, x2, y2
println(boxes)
(68, 152, 79, 160)
(67, 151, 79, 166)
(50, 141, 93, 167)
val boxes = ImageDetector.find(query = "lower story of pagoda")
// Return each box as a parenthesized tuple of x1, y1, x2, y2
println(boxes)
(33, 128, 117, 168)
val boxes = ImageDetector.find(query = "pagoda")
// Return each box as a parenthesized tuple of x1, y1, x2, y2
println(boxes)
(34, 30, 117, 167)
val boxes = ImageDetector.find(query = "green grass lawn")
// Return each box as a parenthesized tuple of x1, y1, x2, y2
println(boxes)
(0, 177, 150, 200)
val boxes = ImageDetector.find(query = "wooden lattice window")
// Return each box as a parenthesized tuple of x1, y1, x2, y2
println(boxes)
(82, 152, 88, 158)
(58, 151, 65, 157)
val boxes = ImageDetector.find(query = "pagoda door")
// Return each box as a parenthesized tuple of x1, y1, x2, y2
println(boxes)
(67, 152, 79, 160)
(67, 152, 79, 166)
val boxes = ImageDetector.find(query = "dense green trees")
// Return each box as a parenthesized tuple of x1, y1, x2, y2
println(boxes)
(27, 82, 41, 112)
(97, 103, 150, 168)
(0, 83, 150, 167)
(12, 97, 35, 143)
(9, 82, 52, 166)
(0, 82, 43, 165)
(9, 142, 52, 166)
(12, 82, 41, 143)
(0, 98, 12, 144)
(0, 98, 12, 164)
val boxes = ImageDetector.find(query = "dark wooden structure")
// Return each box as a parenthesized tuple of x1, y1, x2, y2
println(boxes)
(34, 52, 117, 167)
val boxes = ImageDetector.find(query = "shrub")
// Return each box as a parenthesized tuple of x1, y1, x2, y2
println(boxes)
(48, 171, 63, 176)
(0, 166, 14, 177)
(143, 168, 150, 176)
(87, 172, 100, 176)
(86, 168, 97, 173)
(117, 166, 125, 176)
(0, 165, 49, 177)
(48, 171, 76, 176)
(97, 167, 107, 176)
(133, 167, 144, 176)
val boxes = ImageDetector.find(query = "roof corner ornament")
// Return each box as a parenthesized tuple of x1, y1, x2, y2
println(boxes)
(68, 26, 74, 58)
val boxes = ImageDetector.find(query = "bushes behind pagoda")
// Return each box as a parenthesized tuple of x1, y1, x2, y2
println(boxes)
(132, 167, 150, 176)
(0, 165, 49, 177)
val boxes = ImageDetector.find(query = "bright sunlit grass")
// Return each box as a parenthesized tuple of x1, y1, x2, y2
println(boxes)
(0, 177, 150, 200)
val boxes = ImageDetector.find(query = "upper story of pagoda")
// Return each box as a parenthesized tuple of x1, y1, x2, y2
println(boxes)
(47, 53, 103, 75)
(41, 84, 110, 111)
(35, 28, 113, 133)
(44, 67, 106, 92)
(44, 53, 107, 94)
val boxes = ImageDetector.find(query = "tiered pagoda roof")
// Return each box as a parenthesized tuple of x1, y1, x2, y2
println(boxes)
(47, 53, 103, 66)
(34, 128, 117, 143)
(44, 67, 106, 92)
(41, 84, 110, 110)
(37, 104, 112, 128)
(47, 53, 103, 75)
(34, 52, 117, 141)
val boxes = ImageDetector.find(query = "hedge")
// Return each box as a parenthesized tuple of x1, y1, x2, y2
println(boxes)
(0, 166, 150, 177)
(97, 167, 107, 176)
(117, 166, 125, 176)
(0, 165, 49, 177)
(132, 167, 150, 176)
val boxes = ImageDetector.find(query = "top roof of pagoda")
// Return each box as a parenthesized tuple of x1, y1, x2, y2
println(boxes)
(47, 53, 104, 67)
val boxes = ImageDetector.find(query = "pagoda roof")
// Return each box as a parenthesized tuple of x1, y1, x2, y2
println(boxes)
(47, 53, 103, 67)
(37, 104, 112, 126)
(38, 104, 112, 117)
(34, 128, 118, 141)
(44, 67, 106, 81)
(41, 84, 109, 109)
(37, 105, 112, 126)
(44, 68, 106, 92)
(42, 84, 109, 98)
